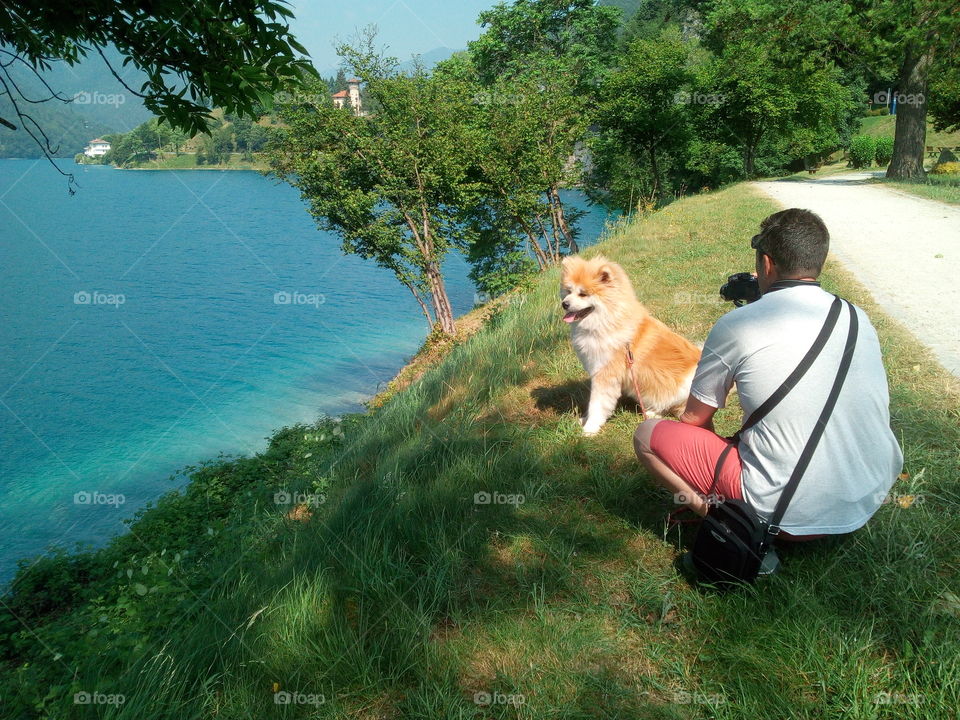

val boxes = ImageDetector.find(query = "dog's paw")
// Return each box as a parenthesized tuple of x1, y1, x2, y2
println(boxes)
(582, 423, 603, 436)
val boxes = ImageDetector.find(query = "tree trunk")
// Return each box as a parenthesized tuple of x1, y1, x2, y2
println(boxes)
(401, 278, 434, 332)
(542, 195, 564, 261)
(648, 145, 660, 201)
(744, 143, 756, 176)
(535, 213, 558, 263)
(528, 239, 547, 270)
(887, 42, 935, 179)
(549, 186, 579, 255)
(520, 220, 549, 270)
(425, 261, 456, 335)
(548, 211, 563, 261)
(402, 208, 455, 335)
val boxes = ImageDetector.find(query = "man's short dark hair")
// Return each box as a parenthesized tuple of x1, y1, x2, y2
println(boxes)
(751, 208, 829, 278)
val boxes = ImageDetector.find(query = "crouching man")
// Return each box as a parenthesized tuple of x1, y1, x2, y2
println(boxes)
(634, 208, 903, 541)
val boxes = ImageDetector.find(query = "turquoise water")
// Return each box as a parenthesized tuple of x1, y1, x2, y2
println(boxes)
(0, 159, 613, 583)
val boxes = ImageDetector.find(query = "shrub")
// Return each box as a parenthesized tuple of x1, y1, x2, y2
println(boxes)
(3, 550, 101, 624)
(865, 107, 890, 116)
(930, 161, 960, 175)
(849, 135, 876, 168)
(874, 136, 895, 166)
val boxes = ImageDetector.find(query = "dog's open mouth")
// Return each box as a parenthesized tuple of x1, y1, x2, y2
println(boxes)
(562, 306, 594, 323)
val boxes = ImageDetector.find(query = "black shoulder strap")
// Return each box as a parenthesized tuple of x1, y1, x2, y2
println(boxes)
(738, 295, 844, 437)
(708, 295, 846, 501)
(765, 300, 859, 539)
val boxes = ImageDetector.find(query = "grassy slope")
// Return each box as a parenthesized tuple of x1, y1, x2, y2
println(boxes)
(880, 175, 960, 206)
(3, 184, 959, 719)
(122, 152, 269, 171)
(823, 116, 960, 204)
(857, 115, 960, 149)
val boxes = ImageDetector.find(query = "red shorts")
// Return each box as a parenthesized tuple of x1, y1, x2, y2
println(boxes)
(650, 420, 743, 503)
(649, 420, 826, 541)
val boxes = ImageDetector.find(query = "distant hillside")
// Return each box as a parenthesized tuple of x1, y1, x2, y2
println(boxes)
(0, 46, 152, 158)
(399, 47, 460, 72)
(0, 97, 113, 158)
(598, 0, 644, 22)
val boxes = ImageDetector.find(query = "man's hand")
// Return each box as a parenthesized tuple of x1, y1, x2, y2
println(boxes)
(679, 394, 717, 431)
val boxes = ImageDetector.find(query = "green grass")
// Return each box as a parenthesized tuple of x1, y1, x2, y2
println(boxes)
(857, 114, 960, 203)
(877, 174, 960, 205)
(124, 152, 268, 171)
(2, 183, 959, 719)
(857, 115, 960, 150)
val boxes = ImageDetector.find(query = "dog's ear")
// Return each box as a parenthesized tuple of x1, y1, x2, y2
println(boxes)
(560, 255, 578, 278)
(597, 264, 615, 284)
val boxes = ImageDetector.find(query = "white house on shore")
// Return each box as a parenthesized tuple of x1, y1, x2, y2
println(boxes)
(332, 78, 364, 116)
(83, 139, 111, 157)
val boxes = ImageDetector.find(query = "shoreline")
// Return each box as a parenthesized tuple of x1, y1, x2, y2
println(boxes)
(0, 295, 508, 589)
(366, 292, 515, 409)
(116, 166, 266, 171)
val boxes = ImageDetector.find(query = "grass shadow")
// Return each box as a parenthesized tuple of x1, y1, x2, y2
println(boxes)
(530, 378, 646, 420)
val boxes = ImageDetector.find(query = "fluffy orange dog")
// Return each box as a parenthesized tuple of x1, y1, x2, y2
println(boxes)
(560, 255, 701, 435)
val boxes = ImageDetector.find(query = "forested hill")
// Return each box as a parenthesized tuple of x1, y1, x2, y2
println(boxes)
(0, 46, 151, 158)
(598, 0, 644, 22)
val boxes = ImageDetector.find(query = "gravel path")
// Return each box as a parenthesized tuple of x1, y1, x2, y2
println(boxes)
(751, 172, 960, 377)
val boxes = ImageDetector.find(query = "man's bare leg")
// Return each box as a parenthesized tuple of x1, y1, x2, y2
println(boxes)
(633, 418, 709, 517)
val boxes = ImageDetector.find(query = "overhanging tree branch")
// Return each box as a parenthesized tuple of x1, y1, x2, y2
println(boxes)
(0, 70, 76, 191)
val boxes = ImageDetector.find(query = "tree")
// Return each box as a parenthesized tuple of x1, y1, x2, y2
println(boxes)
(440, 55, 582, 283)
(595, 29, 692, 205)
(211, 126, 234, 164)
(100, 121, 158, 166)
(266, 40, 479, 335)
(873, 0, 960, 178)
(619, 0, 702, 44)
(929, 62, 960, 134)
(232, 117, 271, 159)
(702, 0, 960, 179)
(700, 0, 861, 177)
(467, 0, 619, 260)
(329, 68, 349, 95)
(471, 0, 621, 91)
(0, 0, 313, 188)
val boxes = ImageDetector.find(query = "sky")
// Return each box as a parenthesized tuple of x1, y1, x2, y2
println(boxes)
(287, 0, 500, 74)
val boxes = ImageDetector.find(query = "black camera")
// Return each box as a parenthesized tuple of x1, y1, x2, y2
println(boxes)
(720, 272, 761, 306)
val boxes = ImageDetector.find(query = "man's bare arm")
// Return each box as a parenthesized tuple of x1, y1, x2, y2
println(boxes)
(679, 394, 718, 431)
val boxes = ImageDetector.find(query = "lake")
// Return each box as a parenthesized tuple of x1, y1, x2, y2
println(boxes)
(0, 159, 614, 584)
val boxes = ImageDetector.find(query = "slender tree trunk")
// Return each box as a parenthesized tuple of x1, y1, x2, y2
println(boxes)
(403, 208, 455, 335)
(535, 213, 558, 263)
(519, 219, 549, 269)
(527, 238, 547, 270)
(401, 278, 434, 332)
(744, 143, 756, 176)
(549, 186, 578, 255)
(542, 195, 564, 261)
(648, 145, 660, 201)
(548, 208, 563, 261)
(425, 260, 456, 334)
(887, 42, 935, 179)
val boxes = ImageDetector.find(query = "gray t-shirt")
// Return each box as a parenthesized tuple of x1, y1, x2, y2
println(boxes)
(691, 284, 903, 534)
